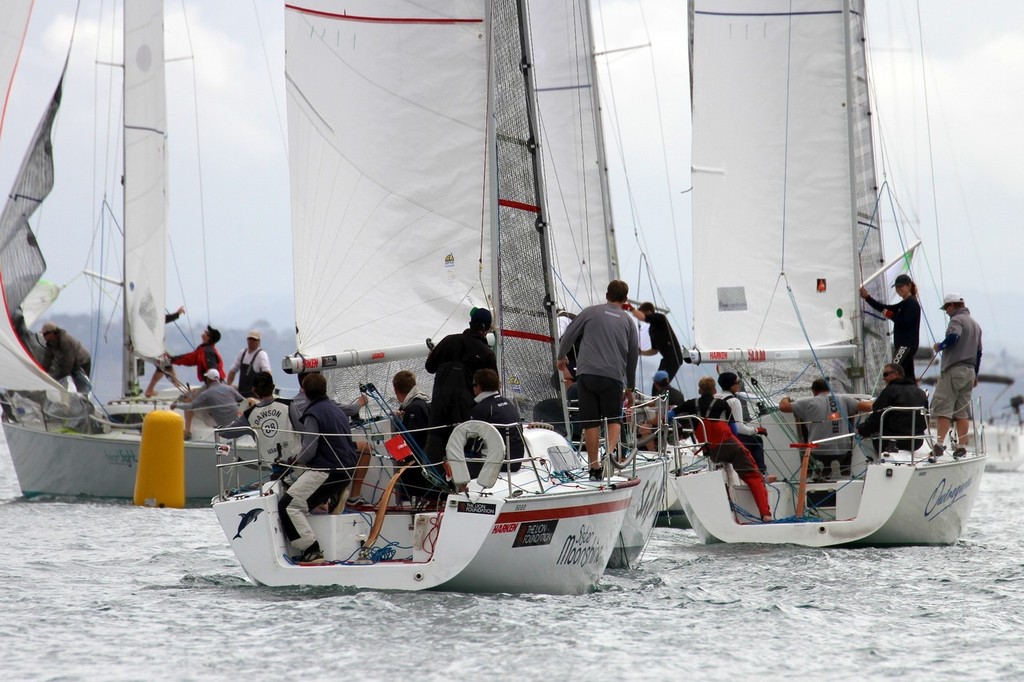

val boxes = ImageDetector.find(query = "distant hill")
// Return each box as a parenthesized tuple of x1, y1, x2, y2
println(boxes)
(40, 300, 1024, 418)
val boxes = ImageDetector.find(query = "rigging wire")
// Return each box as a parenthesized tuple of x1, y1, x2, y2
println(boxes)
(249, 0, 288, 155)
(912, 0, 944, 292)
(591, 0, 692, 345)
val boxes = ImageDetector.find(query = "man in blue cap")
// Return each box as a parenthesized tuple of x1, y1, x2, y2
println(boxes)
(424, 307, 498, 465)
(638, 370, 686, 451)
(651, 370, 685, 409)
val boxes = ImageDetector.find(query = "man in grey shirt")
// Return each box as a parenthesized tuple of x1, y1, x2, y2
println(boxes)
(779, 378, 871, 479)
(557, 279, 639, 479)
(930, 293, 983, 459)
(173, 368, 245, 439)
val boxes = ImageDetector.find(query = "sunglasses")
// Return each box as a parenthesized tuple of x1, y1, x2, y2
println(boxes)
(882, 371, 897, 377)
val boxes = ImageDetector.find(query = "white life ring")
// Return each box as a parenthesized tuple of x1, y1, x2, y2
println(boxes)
(446, 420, 507, 489)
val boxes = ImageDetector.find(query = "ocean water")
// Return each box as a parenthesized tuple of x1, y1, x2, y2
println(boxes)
(2, 436, 1022, 681)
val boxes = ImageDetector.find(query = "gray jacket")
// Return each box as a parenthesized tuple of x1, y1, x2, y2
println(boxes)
(178, 382, 245, 427)
(557, 302, 639, 389)
(42, 330, 91, 380)
(940, 307, 983, 373)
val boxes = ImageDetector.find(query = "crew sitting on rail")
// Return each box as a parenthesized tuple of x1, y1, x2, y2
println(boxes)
(466, 368, 524, 474)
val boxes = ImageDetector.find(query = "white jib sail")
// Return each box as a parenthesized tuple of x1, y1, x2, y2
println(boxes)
(691, 0, 859, 353)
(123, 0, 168, 361)
(530, 0, 617, 312)
(285, 1, 491, 359)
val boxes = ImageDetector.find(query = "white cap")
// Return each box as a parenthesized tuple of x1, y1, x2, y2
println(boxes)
(940, 292, 964, 309)
(247, 329, 261, 341)
(204, 369, 221, 381)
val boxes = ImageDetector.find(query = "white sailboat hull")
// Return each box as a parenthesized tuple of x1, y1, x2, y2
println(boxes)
(606, 456, 667, 568)
(677, 455, 986, 547)
(657, 446, 703, 529)
(3, 420, 257, 500)
(215, 481, 634, 594)
(982, 424, 1024, 472)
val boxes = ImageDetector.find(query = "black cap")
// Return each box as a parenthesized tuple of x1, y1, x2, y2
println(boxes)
(893, 274, 913, 287)
(205, 326, 221, 344)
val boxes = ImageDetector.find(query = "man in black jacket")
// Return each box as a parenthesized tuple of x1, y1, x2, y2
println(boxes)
(424, 307, 497, 463)
(467, 368, 524, 473)
(857, 363, 929, 457)
(632, 301, 688, 381)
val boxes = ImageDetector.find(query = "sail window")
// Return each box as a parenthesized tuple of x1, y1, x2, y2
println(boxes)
(717, 286, 747, 313)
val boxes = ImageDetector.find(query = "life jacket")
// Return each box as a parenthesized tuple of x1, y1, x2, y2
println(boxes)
(244, 398, 299, 464)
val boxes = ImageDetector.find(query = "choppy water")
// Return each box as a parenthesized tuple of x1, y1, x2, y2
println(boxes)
(2, 436, 1023, 681)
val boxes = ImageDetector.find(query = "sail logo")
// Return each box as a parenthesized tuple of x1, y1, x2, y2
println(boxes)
(492, 523, 518, 534)
(925, 476, 974, 518)
(556, 523, 604, 566)
(444, 253, 455, 268)
(513, 520, 558, 547)
(507, 373, 523, 394)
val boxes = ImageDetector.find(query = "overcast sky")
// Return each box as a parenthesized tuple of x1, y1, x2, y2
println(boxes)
(1, 0, 1021, 362)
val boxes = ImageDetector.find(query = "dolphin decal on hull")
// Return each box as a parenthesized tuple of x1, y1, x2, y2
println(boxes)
(234, 508, 264, 539)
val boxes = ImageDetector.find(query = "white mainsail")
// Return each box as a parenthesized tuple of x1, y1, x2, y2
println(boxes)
(0, 0, 34, 141)
(530, 0, 617, 312)
(689, 0, 886, 387)
(123, 0, 168, 367)
(285, 1, 492, 361)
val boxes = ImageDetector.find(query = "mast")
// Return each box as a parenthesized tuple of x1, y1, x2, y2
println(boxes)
(485, 0, 562, 417)
(842, 0, 864, 394)
(516, 0, 560, 358)
(120, 6, 132, 397)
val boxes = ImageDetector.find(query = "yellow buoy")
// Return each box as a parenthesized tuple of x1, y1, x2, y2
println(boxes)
(134, 410, 186, 508)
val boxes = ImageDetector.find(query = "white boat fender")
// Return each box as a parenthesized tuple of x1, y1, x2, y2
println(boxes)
(446, 420, 506, 489)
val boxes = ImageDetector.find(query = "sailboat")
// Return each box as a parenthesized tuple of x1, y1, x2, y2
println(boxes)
(671, 0, 985, 546)
(528, 0, 668, 567)
(212, 0, 639, 593)
(0, 1, 256, 499)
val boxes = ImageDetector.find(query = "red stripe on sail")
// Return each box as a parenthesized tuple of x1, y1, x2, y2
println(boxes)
(285, 4, 483, 24)
(501, 329, 553, 343)
(497, 198, 539, 213)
